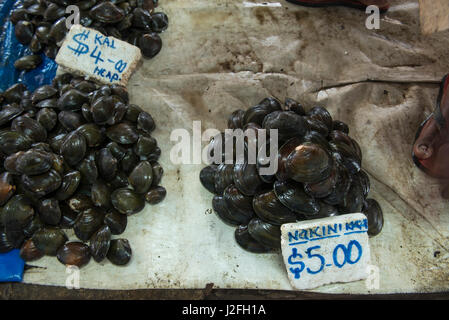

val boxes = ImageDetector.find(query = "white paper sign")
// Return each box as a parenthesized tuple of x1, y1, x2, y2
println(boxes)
(281, 213, 371, 290)
(55, 25, 141, 86)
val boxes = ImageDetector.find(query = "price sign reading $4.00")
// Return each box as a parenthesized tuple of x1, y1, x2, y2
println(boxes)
(56, 25, 142, 86)
(280, 213, 371, 290)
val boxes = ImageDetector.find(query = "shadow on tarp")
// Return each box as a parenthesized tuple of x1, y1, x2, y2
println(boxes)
(0, 0, 58, 282)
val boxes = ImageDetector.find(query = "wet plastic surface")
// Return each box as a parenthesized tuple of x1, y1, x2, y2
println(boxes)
(0, 0, 57, 92)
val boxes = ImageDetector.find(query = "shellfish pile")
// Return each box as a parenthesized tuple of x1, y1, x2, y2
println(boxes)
(10, 0, 168, 70)
(0, 73, 166, 268)
(200, 97, 383, 253)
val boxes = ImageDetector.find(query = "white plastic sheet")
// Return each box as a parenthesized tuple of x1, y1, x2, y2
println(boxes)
(23, 0, 449, 293)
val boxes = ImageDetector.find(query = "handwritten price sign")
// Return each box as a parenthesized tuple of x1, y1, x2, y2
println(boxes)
(280, 213, 371, 290)
(56, 25, 141, 86)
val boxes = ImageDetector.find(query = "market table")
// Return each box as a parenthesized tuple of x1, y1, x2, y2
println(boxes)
(3, 0, 449, 295)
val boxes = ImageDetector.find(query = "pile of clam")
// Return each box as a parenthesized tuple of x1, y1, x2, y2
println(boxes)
(11, 0, 168, 70)
(0, 73, 166, 268)
(200, 98, 383, 253)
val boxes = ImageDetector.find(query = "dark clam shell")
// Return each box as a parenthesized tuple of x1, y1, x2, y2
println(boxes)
(3, 84, 26, 103)
(49, 17, 68, 43)
(89, 225, 111, 262)
(273, 180, 320, 216)
(67, 193, 94, 213)
(57, 89, 89, 111)
(23, 215, 44, 238)
(107, 239, 132, 265)
(150, 12, 169, 33)
(55, 171, 81, 201)
(228, 109, 245, 129)
(223, 185, 255, 225)
(111, 188, 145, 215)
(22, 169, 62, 197)
(247, 218, 281, 250)
(0, 172, 16, 206)
(61, 131, 87, 167)
(91, 95, 116, 125)
(133, 135, 157, 157)
(20, 238, 44, 262)
(243, 104, 271, 126)
(31, 85, 58, 104)
(125, 104, 143, 122)
(356, 170, 371, 198)
(36, 108, 58, 131)
(285, 142, 333, 184)
(137, 112, 155, 134)
(0, 230, 14, 253)
(2, 195, 35, 231)
(362, 199, 383, 237)
(107, 142, 127, 161)
(322, 164, 352, 206)
(151, 161, 164, 186)
(262, 111, 308, 141)
(307, 106, 333, 132)
(38, 198, 61, 225)
(0, 103, 24, 126)
(91, 180, 111, 208)
(120, 149, 139, 174)
(15, 21, 34, 45)
(132, 7, 152, 29)
(35, 97, 58, 109)
(0, 131, 32, 155)
(144, 186, 166, 205)
(14, 54, 42, 70)
(15, 149, 53, 175)
(58, 111, 85, 131)
(329, 141, 361, 175)
(235, 225, 273, 254)
(276, 137, 302, 181)
(200, 165, 217, 194)
(11, 116, 47, 143)
(59, 203, 80, 229)
(314, 201, 339, 219)
(139, 33, 162, 58)
(338, 179, 365, 214)
(57, 242, 91, 268)
(104, 209, 127, 235)
(129, 161, 153, 194)
(108, 170, 129, 189)
(332, 120, 349, 134)
(212, 195, 240, 226)
(252, 190, 297, 225)
(106, 123, 139, 145)
(214, 164, 234, 195)
(96, 148, 118, 181)
(233, 162, 264, 196)
(44, 3, 65, 22)
(284, 98, 305, 115)
(90, 2, 125, 24)
(77, 155, 98, 185)
(32, 227, 68, 256)
(304, 164, 338, 199)
(73, 208, 105, 241)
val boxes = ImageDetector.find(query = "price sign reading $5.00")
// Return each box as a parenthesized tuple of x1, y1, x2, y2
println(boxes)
(56, 25, 142, 86)
(280, 213, 371, 290)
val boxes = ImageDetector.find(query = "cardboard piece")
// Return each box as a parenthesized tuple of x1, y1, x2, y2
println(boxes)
(55, 25, 141, 86)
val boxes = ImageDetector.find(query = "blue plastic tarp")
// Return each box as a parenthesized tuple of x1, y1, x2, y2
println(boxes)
(0, 0, 57, 92)
(0, 0, 58, 282)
